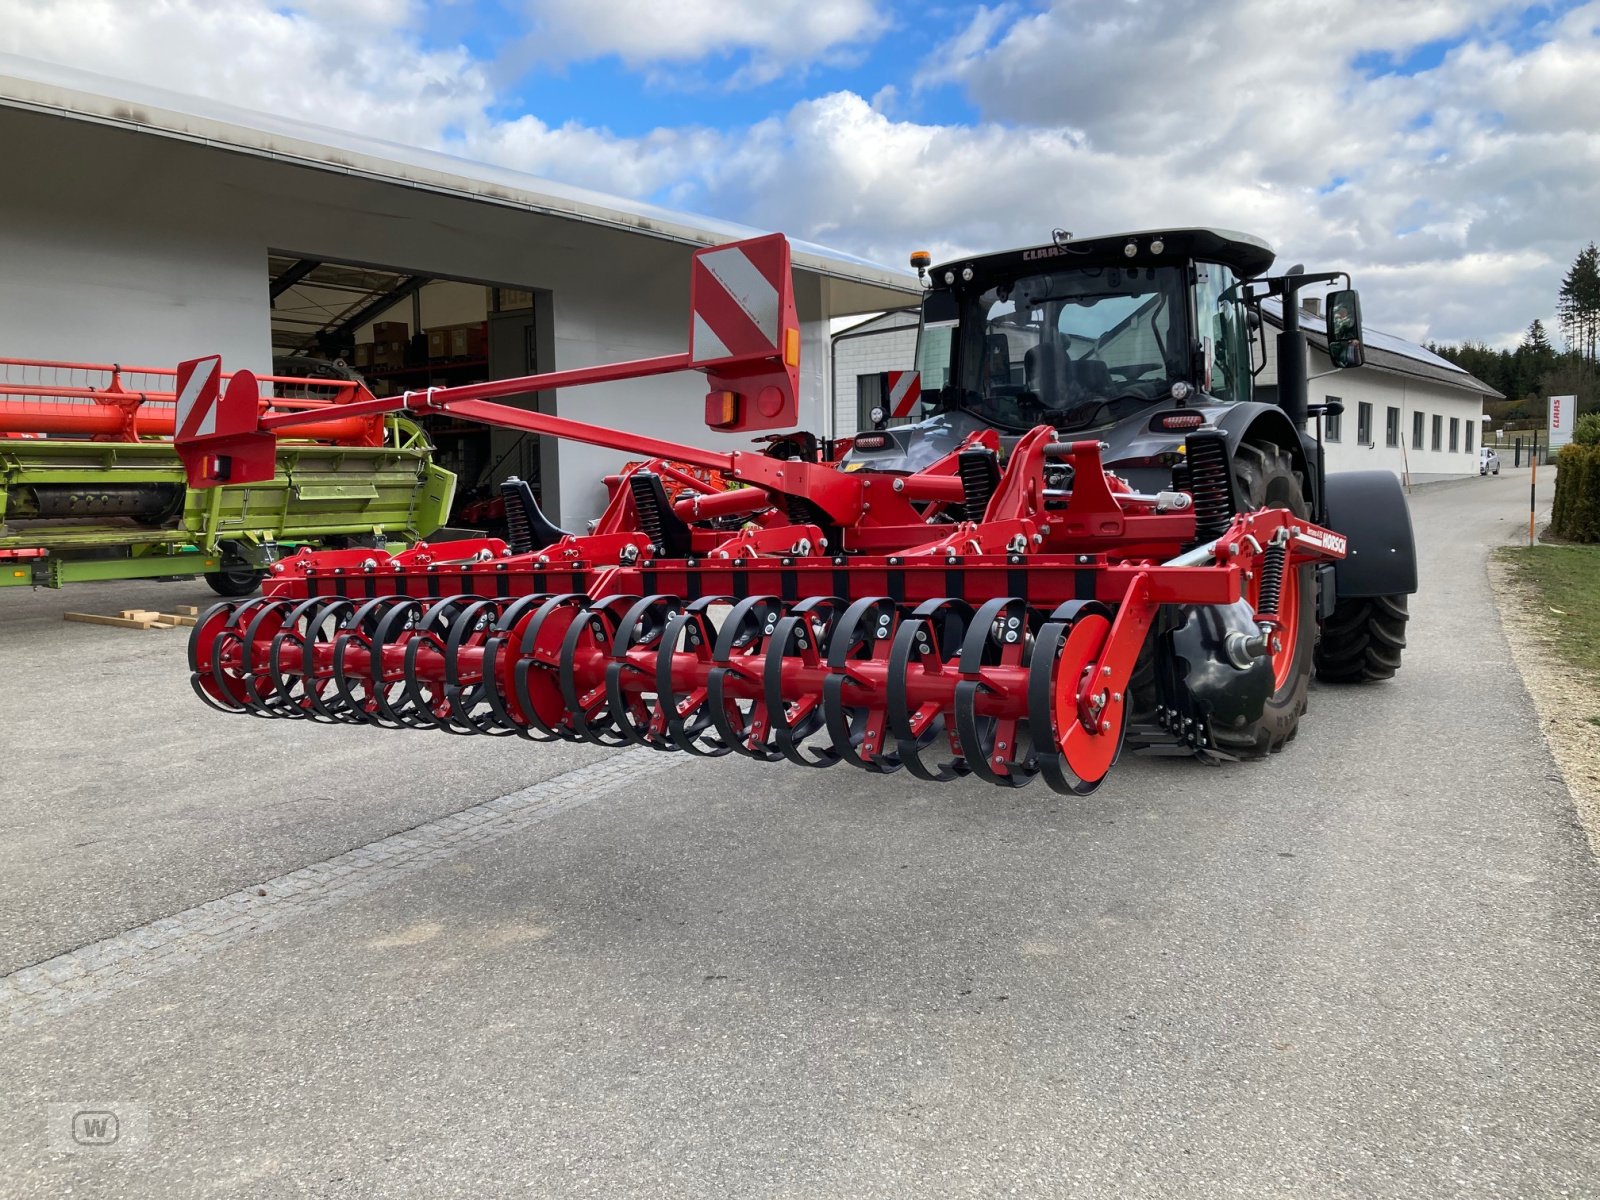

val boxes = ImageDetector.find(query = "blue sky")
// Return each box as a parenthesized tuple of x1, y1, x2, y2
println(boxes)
(5, 0, 1600, 349)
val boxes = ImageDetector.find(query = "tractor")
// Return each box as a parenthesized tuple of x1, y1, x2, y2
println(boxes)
(175, 228, 1415, 794)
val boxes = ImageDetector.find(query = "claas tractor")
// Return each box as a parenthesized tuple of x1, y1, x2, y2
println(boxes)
(176, 229, 1415, 794)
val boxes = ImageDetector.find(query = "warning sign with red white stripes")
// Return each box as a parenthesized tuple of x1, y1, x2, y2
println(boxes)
(888, 370, 922, 417)
(689, 234, 792, 366)
(174, 355, 222, 441)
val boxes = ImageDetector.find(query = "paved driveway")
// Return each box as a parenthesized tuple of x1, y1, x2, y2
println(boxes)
(3, 470, 1596, 1198)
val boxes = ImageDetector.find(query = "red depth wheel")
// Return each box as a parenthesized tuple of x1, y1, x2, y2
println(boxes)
(1029, 600, 1126, 795)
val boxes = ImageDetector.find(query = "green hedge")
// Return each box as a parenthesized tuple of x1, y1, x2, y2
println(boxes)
(1552, 442, 1600, 541)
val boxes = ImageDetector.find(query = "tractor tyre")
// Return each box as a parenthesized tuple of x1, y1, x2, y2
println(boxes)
(204, 567, 267, 597)
(1210, 440, 1316, 759)
(1313, 594, 1408, 683)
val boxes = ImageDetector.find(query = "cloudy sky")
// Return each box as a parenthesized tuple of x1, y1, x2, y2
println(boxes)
(3, 0, 1596, 348)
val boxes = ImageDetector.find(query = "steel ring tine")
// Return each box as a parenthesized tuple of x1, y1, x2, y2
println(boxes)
(611, 594, 677, 659)
(960, 596, 1022, 672)
(238, 599, 295, 717)
(603, 660, 660, 748)
(372, 598, 429, 728)
(764, 614, 839, 769)
(886, 614, 964, 783)
(515, 595, 586, 742)
(826, 596, 892, 668)
(302, 597, 363, 722)
(331, 596, 401, 725)
(396, 597, 456, 729)
(710, 599, 784, 760)
(656, 610, 731, 757)
(704, 595, 784, 761)
(440, 598, 505, 735)
(706, 666, 783, 762)
(821, 598, 898, 771)
(490, 592, 548, 641)
(276, 597, 336, 722)
(954, 677, 1007, 786)
(190, 601, 249, 713)
(559, 602, 631, 747)
(711, 594, 783, 662)
(600, 598, 672, 746)
(293, 597, 353, 722)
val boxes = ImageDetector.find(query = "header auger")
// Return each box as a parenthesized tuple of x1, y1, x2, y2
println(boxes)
(177, 228, 1413, 795)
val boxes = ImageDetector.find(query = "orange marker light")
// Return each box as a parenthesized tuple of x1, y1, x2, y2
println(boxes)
(784, 327, 801, 368)
(705, 390, 739, 429)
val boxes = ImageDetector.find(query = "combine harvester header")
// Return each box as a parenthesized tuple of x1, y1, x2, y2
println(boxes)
(176, 230, 1407, 796)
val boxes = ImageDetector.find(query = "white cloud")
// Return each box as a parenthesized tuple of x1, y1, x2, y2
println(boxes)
(511, 0, 890, 85)
(0, 0, 1596, 347)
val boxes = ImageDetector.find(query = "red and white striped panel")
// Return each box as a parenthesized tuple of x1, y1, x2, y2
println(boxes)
(689, 234, 789, 366)
(173, 355, 222, 441)
(887, 370, 922, 418)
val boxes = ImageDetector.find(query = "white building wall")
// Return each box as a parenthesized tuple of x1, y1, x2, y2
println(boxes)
(831, 318, 918, 435)
(1263, 329, 1483, 482)
(0, 107, 839, 525)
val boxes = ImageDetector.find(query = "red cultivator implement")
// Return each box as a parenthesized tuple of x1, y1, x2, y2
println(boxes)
(177, 231, 1388, 794)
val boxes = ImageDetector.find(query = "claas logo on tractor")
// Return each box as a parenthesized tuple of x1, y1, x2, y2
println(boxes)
(173, 355, 276, 489)
(689, 233, 800, 431)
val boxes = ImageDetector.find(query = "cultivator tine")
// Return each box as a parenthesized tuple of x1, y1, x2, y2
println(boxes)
(886, 598, 972, 783)
(954, 597, 1040, 788)
(821, 596, 902, 774)
(656, 597, 737, 757)
(707, 595, 786, 761)
(365, 598, 430, 729)
(329, 597, 407, 725)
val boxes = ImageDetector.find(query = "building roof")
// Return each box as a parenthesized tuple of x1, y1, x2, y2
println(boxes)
(1262, 299, 1503, 400)
(832, 309, 921, 339)
(0, 53, 919, 315)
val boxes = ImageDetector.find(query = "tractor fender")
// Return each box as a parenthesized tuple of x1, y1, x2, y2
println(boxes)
(1322, 470, 1418, 599)
(1211, 403, 1315, 505)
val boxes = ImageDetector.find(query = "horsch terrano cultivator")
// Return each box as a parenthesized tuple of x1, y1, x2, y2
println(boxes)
(177, 229, 1416, 794)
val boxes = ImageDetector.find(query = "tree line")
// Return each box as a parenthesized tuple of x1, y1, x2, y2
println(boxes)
(1424, 243, 1599, 426)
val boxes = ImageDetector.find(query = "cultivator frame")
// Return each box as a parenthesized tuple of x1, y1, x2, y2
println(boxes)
(178, 233, 1348, 794)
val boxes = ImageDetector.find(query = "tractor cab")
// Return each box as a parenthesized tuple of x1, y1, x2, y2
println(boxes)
(842, 228, 1308, 474)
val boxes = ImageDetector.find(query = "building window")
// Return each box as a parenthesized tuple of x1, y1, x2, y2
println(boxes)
(1325, 398, 1342, 442)
(1465, 422, 1475, 454)
(1385, 406, 1400, 448)
(1432, 414, 1443, 451)
(1449, 417, 1460, 452)
(1357, 401, 1373, 446)
(1412, 411, 1425, 450)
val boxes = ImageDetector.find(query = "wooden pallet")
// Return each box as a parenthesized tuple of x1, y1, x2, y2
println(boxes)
(63, 608, 200, 630)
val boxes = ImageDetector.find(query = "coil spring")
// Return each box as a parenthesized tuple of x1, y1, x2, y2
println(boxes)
(1257, 541, 1287, 621)
(628, 473, 668, 552)
(958, 448, 1000, 522)
(1186, 436, 1234, 540)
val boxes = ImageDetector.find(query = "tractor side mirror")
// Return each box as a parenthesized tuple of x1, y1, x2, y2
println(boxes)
(1326, 288, 1364, 369)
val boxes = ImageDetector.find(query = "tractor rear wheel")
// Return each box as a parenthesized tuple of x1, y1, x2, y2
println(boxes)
(1211, 440, 1316, 759)
(1313, 594, 1408, 683)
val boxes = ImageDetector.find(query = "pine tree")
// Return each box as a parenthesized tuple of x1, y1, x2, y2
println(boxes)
(1558, 243, 1600, 365)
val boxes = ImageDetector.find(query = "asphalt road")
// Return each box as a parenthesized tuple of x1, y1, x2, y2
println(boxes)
(4, 469, 1597, 1198)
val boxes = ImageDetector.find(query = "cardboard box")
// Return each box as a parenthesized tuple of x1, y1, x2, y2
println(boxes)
(371, 340, 408, 369)
(371, 320, 408, 343)
(449, 322, 487, 359)
(352, 342, 374, 368)
(426, 328, 448, 360)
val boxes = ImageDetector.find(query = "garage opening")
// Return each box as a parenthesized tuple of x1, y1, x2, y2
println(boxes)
(267, 253, 554, 528)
